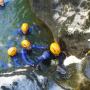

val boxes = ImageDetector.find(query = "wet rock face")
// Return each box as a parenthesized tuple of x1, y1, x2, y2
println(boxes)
(60, 32, 90, 58)
(30, 0, 90, 58)
(76, 79, 90, 90)
(0, 72, 48, 90)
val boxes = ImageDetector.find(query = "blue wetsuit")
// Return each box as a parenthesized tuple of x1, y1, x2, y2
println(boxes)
(34, 50, 67, 74)
(17, 24, 37, 35)
(35, 51, 66, 66)
(10, 54, 22, 67)
(17, 28, 32, 35)
(20, 45, 48, 66)
(9, 45, 48, 67)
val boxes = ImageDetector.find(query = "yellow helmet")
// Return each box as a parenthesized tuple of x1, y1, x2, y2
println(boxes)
(21, 23, 29, 34)
(21, 40, 31, 49)
(7, 47, 17, 57)
(50, 42, 61, 56)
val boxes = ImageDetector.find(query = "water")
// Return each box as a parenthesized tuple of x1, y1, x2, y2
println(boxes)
(0, 0, 53, 64)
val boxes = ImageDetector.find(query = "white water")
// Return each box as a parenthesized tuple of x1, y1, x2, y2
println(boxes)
(64, 55, 82, 66)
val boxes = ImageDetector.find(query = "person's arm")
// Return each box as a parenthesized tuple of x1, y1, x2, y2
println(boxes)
(35, 51, 50, 65)
(17, 29, 23, 35)
(32, 44, 48, 50)
(11, 55, 21, 67)
(28, 25, 34, 33)
(21, 49, 34, 66)
(58, 52, 66, 66)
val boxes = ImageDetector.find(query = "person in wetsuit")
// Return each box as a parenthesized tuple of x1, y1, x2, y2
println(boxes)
(34, 41, 68, 76)
(17, 23, 33, 35)
(7, 47, 22, 67)
(7, 40, 47, 67)
(20, 39, 48, 65)
(17, 23, 39, 36)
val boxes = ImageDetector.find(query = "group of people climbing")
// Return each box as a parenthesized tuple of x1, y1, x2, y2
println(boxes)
(7, 22, 68, 75)
(0, 0, 68, 75)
